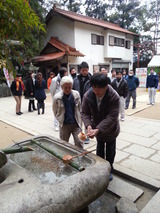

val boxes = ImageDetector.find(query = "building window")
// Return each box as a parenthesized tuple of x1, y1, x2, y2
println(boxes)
(125, 40, 131, 49)
(109, 36, 114, 46)
(109, 36, 126, 47)
(91, 34, 97, 44)
(114, 37, 125, 47)
(91, 34, 104, 45)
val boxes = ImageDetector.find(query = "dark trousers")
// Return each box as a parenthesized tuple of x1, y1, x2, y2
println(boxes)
(125, 90, 136, 108)
(37, 100, 45, 114)
(96, 139, 116, 172)
(28, 99, 36, 111)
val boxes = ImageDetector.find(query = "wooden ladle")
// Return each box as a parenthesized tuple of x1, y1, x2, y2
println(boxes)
(62, 149, 96, 163)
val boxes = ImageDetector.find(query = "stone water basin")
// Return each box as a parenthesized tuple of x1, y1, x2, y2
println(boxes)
(0, 136, 111, 213)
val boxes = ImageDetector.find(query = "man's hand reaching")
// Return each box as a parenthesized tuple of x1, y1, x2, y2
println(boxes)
(87, 126, 99, 138)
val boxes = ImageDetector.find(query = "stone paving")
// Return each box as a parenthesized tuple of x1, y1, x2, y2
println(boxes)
(0, 89, 160, 186)
(0, 88, 160, 212)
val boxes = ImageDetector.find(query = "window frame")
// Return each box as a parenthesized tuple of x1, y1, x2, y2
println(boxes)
(114, 37, 125, 47)
(109, 36, 114, 46)
(109, 35, 126, 47)
(91, 33, 104, 46)
(125, 40, 131, 49)
(91, 34, 97, 45)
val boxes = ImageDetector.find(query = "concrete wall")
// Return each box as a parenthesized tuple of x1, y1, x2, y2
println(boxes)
(70, 22, 111, 73)
(105, 30, 133, 61)
(45, 15, 75, 47)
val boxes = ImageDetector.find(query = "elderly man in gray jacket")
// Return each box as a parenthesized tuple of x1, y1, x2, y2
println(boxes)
(81, 73, 120, 180)
(50, 67, 68, 131)
(52, 76, 83, 148)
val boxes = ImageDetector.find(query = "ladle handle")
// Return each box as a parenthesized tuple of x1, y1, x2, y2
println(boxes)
(31, 139, 85, 172)
(72, 148, 96, 159)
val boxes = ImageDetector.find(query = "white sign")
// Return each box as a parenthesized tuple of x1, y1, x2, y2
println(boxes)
(3, 67, 10, 87)
(136, 67, 147, 88)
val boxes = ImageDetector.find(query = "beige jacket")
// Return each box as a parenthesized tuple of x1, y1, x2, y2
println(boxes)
(52, 90, 82, 128)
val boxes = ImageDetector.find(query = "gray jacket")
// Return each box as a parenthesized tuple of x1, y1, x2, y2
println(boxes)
(50, 74, 61, 98)
(52, 90, 82, 128)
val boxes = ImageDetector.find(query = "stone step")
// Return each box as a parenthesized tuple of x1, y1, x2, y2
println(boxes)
(140, 190, 160, 213)
(107, 176, 144, 202)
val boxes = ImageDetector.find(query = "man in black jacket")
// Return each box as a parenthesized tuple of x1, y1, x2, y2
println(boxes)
(73, 61, 92, 101)
(111, 70, 128, 121)
(73, 61, 92, 144)
(81, 73, 120, 181)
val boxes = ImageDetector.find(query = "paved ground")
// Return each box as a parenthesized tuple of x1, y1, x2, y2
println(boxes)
(0, 88, 160, 191)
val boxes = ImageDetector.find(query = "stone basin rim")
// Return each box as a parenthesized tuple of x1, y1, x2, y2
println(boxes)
(0, 135, 111, 213)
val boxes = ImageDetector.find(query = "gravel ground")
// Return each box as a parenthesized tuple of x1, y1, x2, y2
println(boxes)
(0, 121, 32, 149)
(133, 103, 160, 120)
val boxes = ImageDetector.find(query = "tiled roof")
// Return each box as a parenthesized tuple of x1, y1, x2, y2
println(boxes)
(32, 37, 84, 63)
(32, 52, 65, 63)
(48, 37, 85, 56)
(47, 7, 138, 36)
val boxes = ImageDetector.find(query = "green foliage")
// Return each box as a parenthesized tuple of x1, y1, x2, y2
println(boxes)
(60, 0, 82, 13)
(108, 0, 141, 29)
(0, 0, 45, 42)
(23, 0, 46, 59)
(0, 0, 46, 73)
(85, 0, 109, 19)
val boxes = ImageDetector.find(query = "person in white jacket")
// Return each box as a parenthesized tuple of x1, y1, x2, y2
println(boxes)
(52, 76, 83, 148)
(50, 67, 67, 131)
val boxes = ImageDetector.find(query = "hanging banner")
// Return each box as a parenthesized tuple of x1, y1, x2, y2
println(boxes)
(136, 67, 147, 88)
(3, 67, 10, 87)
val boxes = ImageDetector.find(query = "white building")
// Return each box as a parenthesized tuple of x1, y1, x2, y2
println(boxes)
(33, 6, 138, 77)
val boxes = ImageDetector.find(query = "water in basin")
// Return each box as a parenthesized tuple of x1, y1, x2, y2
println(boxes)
(10, 138, 93, 184)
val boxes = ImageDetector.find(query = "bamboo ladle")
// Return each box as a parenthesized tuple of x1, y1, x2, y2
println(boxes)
(62, 149, 96, 163)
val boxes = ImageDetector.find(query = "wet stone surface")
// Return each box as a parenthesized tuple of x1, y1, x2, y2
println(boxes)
(10, 147, 77, 184)
(10, 139, 93, 184)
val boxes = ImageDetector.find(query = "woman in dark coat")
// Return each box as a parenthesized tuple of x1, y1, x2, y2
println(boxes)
(10, 74, 23, 115)
(35, 72, 46, 115)
(25, 71, 36, 112)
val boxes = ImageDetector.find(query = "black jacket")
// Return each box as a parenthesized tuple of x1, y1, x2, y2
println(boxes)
(111, 78, 128, 98)
(24, 77, 35, 98)
(10, 80, 22, 96)
(73, 73, 92, 100)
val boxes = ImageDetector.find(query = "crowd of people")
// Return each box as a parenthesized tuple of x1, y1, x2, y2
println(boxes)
(11, 71, 47, 116)
(10, 63, 159, 181)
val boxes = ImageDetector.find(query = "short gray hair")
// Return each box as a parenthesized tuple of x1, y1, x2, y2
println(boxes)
(60, 76, 73, 87)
